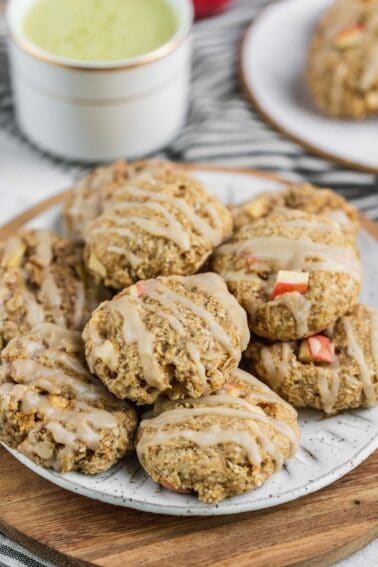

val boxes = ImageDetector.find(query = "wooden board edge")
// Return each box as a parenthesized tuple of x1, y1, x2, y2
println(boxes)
(292, 524, 378, 567)
(0, 514, 89, 567)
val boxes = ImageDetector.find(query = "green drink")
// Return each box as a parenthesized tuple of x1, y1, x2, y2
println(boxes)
(23, 0, 178, 62)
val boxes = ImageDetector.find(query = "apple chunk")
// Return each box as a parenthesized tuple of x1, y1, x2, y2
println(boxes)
(271, 271, 309, 299)
(335, 24, 364, 49)
(129, 282, 145, 298)
(243, 195, 270, 220)
(160, 479, 192, 494)
(298, 335, 335, 364)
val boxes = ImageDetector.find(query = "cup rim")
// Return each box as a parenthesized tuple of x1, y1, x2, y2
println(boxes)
(6, 0, 193, 72)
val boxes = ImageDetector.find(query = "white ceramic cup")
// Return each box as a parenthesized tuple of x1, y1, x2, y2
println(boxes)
(6, 0, 193, 162)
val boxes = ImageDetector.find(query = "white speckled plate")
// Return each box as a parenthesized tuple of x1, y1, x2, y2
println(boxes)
(240, 0, 378, 174)
(3, 168, 378, 516)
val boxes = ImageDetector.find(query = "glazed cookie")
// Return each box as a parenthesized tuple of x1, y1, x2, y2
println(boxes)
(307, 0, 378, 119)
(246, 304, 378, 414)
(64, 159, 174, 241)
(83, 273, 250, 405)
(136, 368, 299, 504)
(231, 183, 359, 236)
(0, 229, 103, 348)
(0, 324, 137, 474)
(84, 169, 233, 289)
(211, 210, 361, 341)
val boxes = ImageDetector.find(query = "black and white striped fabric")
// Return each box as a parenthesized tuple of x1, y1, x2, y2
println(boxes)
(0, 1, 377, 566)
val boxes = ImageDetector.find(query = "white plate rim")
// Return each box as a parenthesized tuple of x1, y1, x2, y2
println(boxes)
(4, 435, 377, 516)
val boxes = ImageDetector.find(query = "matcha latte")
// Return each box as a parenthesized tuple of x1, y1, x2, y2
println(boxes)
(22, 0, 178, 62)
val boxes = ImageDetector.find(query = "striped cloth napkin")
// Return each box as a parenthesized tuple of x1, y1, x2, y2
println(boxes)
(0, 1, 376, 566)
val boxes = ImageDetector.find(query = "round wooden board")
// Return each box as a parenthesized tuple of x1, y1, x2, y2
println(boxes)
(0, 448, 377, 567)
(0, 164, 377, 567)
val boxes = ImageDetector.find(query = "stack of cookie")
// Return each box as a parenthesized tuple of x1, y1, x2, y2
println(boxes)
(217, 185, 377, 415)
(0, 159, 376, 505)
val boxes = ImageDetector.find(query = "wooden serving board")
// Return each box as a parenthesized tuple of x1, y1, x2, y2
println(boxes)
(0, 165, 377, 566)
(0, 447, 377, 567)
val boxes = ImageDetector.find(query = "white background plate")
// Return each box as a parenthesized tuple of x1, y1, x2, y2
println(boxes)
(241, 0, 378, 173)
(3, 168, 378, 516)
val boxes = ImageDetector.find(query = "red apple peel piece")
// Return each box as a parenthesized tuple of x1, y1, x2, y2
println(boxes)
(299, 335, 335, 364)
(271, 270, 309, 300)
(160, 479, 192, 494)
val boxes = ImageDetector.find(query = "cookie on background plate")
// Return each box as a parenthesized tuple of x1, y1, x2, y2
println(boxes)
(137, 368, 300, 504)
(83, 273, 250, 405)
(246, 304, 378, 414)
(0, 324, 137, 474)
(307, 0, 378, 119)
(211, 210, 361, 341)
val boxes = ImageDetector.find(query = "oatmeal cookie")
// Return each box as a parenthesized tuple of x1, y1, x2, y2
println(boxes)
(64, 159, 175, 240)
(83, 273, 250, 405)
(211, 210, 361, 341)
(246, 304, 378, 414)
(231, 183, 359, 236)
(136, 368, 299, 504)
(0, 324, 137, 474)
(84, 169, 233, 289)
(0, 229, 103, 348)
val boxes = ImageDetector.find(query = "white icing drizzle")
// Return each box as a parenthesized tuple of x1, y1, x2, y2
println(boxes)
(260, 343, 292, 390)
(90, 226, 135, 239)
(343, 316, 376, 406)
(14, 335, 89, 376)
(217, 270, 261, 283)
(317, 364, 340, 415)
(281, 219, 334, 232)
(34, 231, 53, 267)
(72, 280, 85, 330)
(40, 269, 65, 327)
(111, 184, 223, 245)
(360, 44, 378, 91)
(1, 236, 25, 266)
(106, 245, 142, 268)
(327, 209, 350, 227)
(143, 279, 240, 360)
(31, 323, 82, 351)
(370, 310, 378, 377)
(94, 274, 246, 393)
(217, 236, 361, 280)
(67, 162, 129, 237)
(0, 327, 122, 461)
(23, 395, 115, 452)
(103, 205, 191, 251)
(232, 368, 295, 412)
(330, 63, 348, 115)
(23, 290, 45, 327)
(186, 342, 209, 394)
(272, 292, 312, 337)
(6, 359, 102, 400)
(137, 370, 298, 470)
(144, 289, 208, 392)
(112, 296, 166, 389)
(138, 427, 264, 467)
(184, 273, 250, 351)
